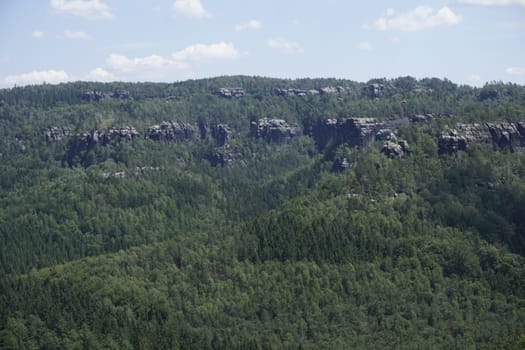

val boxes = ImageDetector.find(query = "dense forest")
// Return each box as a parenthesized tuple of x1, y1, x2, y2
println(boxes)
(1, 75, 524, 349)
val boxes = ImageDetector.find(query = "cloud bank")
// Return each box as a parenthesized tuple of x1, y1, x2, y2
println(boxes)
(375, 6, 462, 32)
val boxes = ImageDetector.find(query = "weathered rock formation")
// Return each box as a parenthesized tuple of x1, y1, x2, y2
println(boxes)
(456, 123, 491, 143)
(82, 89, 131, 102)
(438, 130, 468, 154)
(438, 122, 525, 154)
(218, 88, 245, 98)
(146, 121, 197, 143)
(311, 117, 384, 149)
(274, 86, 346, 97)
(382, 140, 409, 158)
(211, 124, 234, 146)
(46, 126, 72, 142)
(207, 146, 241, 167)
(274, 88, 309, 97)
(375, 129, 397, 142)
(250, 118, 303, 144)
(365, 83, 385, 98)
(77, 126, 139, 147)
(81, 91, 105, 102)
(486, 122, 525, 151)
(112, 90, 131, 99)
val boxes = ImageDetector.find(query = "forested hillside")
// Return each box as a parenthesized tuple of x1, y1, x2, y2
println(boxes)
(1, 76, 524, 349)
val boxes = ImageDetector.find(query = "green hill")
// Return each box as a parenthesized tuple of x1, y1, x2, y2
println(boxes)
(1, 76, 524, 349)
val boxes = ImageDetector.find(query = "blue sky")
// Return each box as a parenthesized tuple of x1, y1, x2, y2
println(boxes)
(1, 0, 524, 88)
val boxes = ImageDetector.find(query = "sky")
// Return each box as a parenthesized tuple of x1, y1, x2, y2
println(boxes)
(0, 0, 524, 88)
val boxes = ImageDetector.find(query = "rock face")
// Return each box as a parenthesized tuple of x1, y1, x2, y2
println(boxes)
(147, 121, 234, 146)
(207, 146, 240, 167)
(382, 140, 409, 158)
(112, 90, 131, 99)
(218, 88, 245, 98)
(250, 118, 303, 144)
(311, 117, 384, 149)
(457, 123, 491, 143)
(77, 126, 139, 147)
(211, 124, 234, 146)
(274, 86, 346, 97)
(274, 88, 309, 97)
(81, 91, 105, 102)
(146, 121, 198, 143)
(438, 122, 525, 154)
(46, 126, 72, 142)
(365, 83, 385, 98)
(375, 129, 397, 142)
(438, 130, 468, 154)
(82, 90, 131, 102)
(107, 126, 139, 141)
(486, 122, 525, 151)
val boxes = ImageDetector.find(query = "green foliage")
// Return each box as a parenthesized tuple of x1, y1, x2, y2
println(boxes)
(0, 76, 524, 349)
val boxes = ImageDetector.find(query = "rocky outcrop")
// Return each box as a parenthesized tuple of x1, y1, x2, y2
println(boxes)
(82, 91, 105, 102)
(456, 123, 491, 143)
(438, 122, 525, 154)
(438, 130, 468, 154)
(382, 140, 409, 158)
(46, 126, 72, 142)
(250, 118, 303, 144)
(211, 124, 234, 146)
(146, 121, 197, 143)
(375, 129, 397, 142)
(311, 117, 384, 149)
(486, 122, 525, 151)
(319, 86, 346, 94)
(207, 146, 241, 167)
(77, 126, 139, 147)
(82, 89, 131, 102)
(112, 90, 131, 99)
(365, 83, 385, 98)
(274, 86, 346, 97)
(274, 88, 309, 97)
(147, 121, 235, 145)
(107, 126, 139, 141)
(218, 88, 245, 98)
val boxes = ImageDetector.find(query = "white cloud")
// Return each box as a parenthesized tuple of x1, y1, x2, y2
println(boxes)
(3, 70, 69, 86)
(32, 30, 45, 38)
(85, 67, 116, 81)
(391, 36, 401, 44)
(374, 6, 462, 32)
(267, 38, 304, 54)
(357, 41, 372, 51)
(64, 30, 91, 39)
(505, 67, 525, 75)
(235, 19, 262, 31)
(50, 0, 114, 19)
(173, 0, 212, 19)
(106, 54, 181, 72)
(386, 8, 395, 16)
(459, 0, 525, 6)
(106, 42, 240, 76)
(172, 42, 240, 61)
